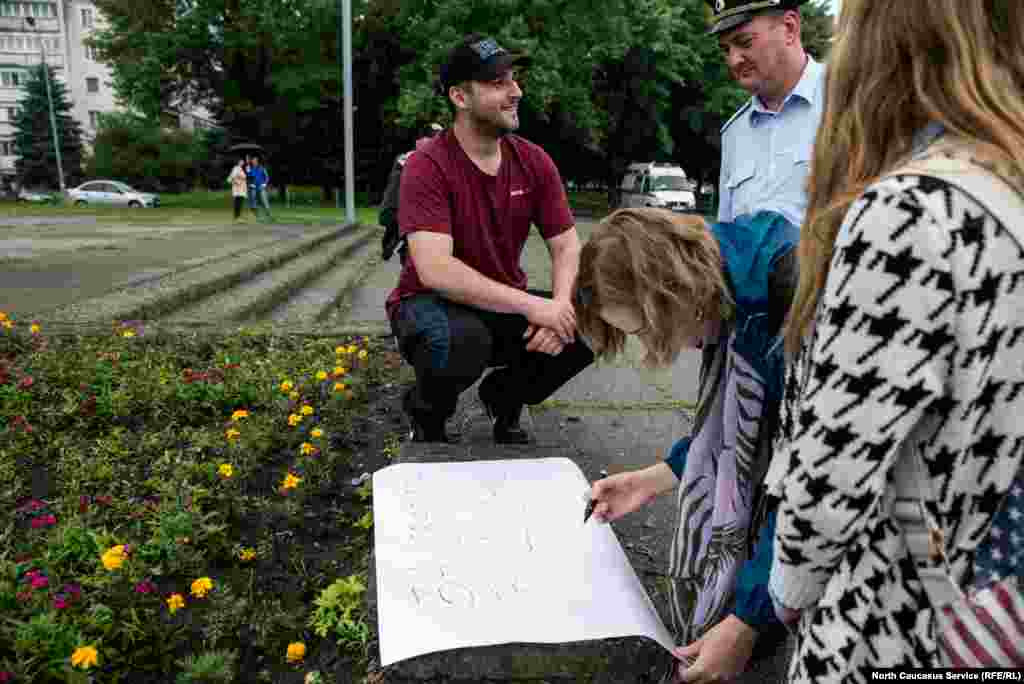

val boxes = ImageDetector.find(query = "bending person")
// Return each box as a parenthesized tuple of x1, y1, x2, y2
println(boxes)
(576, 207, 798, 683)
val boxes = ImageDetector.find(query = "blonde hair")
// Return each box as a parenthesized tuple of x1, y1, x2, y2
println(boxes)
(785, 0, 1024, 355)
(575, 208, 731, 368)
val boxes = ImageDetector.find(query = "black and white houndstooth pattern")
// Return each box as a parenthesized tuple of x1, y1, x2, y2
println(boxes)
(770, 169, 1024, 683)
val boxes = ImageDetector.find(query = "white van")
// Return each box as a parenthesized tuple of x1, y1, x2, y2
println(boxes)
(618, 162, 696, 212)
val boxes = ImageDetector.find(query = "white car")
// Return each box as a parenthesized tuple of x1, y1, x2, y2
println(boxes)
(618, 163, 696, 212)
(68, 180, 159, 208)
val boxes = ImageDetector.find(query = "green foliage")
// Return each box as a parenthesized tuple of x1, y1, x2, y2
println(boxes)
(308, 575, 368, 650)
(87, 0, 833, 195)
(13, 63, 85, 190)
(46, 524, 101, 570)
(11, 612, 81, 678)
(85, 112, 210, 193)
(176, 649, 238, 684)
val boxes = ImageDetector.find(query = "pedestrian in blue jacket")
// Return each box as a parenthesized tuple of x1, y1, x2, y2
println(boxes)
(247, 155, 272, 221)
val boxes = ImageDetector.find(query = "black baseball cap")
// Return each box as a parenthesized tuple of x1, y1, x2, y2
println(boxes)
(705, 0, 808, 36)
(438, 35, 531, 95)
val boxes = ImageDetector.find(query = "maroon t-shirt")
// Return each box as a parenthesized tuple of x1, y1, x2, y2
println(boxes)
(385, 131, 574, 317)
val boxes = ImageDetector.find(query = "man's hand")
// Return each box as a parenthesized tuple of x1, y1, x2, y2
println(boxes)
(523, 325, 565, 356)
(526, 296, 576, 344)
(673, 616, 756, 683)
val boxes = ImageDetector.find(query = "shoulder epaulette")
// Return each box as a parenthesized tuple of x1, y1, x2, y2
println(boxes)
(721, 100, 753, 135)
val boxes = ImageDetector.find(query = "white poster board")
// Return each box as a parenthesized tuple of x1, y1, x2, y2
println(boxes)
(373, 457, 676, 666)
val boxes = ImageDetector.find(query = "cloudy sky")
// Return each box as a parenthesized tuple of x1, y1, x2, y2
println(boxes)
(827, 0, 841, 16)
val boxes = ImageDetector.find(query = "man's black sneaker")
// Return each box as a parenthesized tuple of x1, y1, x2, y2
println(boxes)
(479, 388, 531, 445)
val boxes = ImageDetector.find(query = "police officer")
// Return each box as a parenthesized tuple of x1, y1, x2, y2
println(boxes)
(379, 123, 444, 262)
(662, 3, 829, 684)
(712, 0, 826, 227)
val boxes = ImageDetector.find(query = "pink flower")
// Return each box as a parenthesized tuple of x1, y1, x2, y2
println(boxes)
(63, 583, 82, 600)
(0, 669, 14, 683)
(53, 595, 68, 610)
(134, 580, 157, 595)
(79, 495, 90, 513)
(16, 591, 31, 603)
(30, 575, 49, 589)
(20, 499, 46, 512)
(31, 514, 56, 528)
(17, 376, 33, 390)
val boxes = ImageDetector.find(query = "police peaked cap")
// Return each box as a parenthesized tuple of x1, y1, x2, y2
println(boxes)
(705, 0, 809, 36)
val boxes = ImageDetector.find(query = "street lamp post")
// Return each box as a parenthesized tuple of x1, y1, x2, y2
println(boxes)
(339, 0, 355, 224)
(25, 17, 65, 194)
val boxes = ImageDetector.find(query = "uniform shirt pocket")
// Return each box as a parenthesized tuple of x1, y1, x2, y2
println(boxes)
(727, 159, 757, 190)
(776, 146, 811, 174)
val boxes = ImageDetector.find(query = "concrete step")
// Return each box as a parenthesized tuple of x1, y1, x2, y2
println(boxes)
(267, 228, 381, 327)
(164, 225, 375, 325)
(39, 223, 356, 326)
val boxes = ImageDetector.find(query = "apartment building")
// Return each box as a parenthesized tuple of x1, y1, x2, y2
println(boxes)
(0, 0, 216, 187)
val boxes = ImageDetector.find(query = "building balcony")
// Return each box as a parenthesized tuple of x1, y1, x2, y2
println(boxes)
(0, 16, 60, 32)
(0, 52, 65, 68)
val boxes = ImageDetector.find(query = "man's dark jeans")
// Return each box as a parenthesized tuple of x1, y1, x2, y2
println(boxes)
(390, 291, 594, 426)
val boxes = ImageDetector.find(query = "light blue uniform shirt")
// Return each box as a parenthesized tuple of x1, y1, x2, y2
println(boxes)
(718, 57, 827, 226)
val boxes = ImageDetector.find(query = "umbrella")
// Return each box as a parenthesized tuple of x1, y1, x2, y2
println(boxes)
(228, 143, 265, 154)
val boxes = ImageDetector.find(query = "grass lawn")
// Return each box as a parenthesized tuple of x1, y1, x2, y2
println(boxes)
(2, 189, 379, 227)
(1, 320, 409, 683)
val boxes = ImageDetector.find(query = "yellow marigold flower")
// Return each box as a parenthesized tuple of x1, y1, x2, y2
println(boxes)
(300, 442, 315, 455)
(280, 380, 294, 393)
(334, 345, 347, 355)
(122, 329, 136, 338)
(288, 413, 302, 426)
(231, 409, 249, 421)
(71, 645, 99, 669)
(286, 642, 307, 664)
(101, 545, 127, 571)
(218, 463, 234, 478)
(282, 473, 302, 490)
(190, 576, 214, 598)
(240, 547, 257, 562)
(226, 427, 241, 441)
(333, 366, 347, 376)
(347, 344, 357, 354)
(0, 311, 6, 321)
(333, 382, 346, 392)
(2, 320, 13, 329)
(310, 428, 323, 438)
(358, 349, 368, 360)
(315, 370, 328, 381)
(166, 593, 185, 614)
(300, 404, 314, 416)
(29, 323, 40, 334)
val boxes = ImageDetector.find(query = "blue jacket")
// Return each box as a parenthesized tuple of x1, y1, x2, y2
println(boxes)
(665, 210, 799, 636)
(248, 166, 268, 191)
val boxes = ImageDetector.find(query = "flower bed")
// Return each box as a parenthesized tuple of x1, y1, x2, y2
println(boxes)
(0, 313, 406, 683)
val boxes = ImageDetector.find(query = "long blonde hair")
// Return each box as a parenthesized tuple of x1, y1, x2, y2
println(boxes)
(574, 209, 731, 367)
(784, 0, 1024, 355)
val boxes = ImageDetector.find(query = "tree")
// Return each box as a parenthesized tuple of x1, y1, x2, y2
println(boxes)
(86, 112, 208, 193)
(87, 0, 832, 202)
(13, 64, 85, 190)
